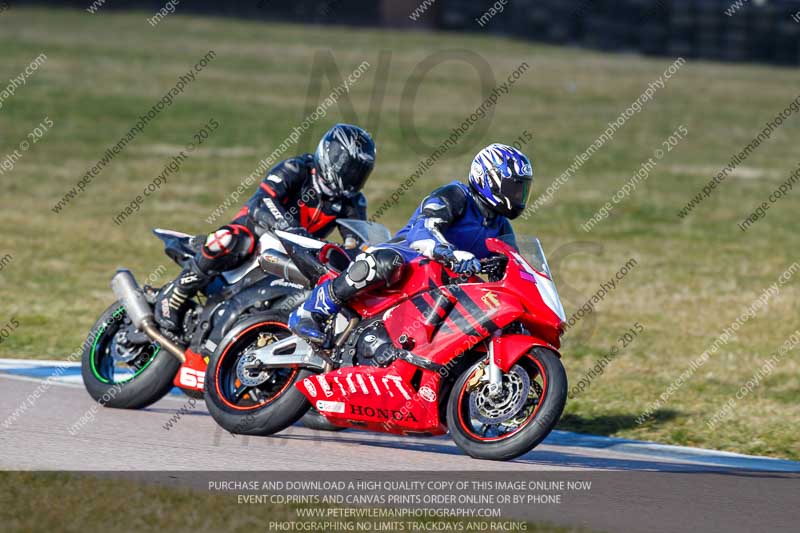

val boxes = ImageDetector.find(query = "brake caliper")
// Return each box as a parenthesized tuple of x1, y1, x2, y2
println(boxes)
(467, 364, 486, 390)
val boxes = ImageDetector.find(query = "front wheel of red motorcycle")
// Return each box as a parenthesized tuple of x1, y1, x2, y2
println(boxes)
(447, 347, 567, 461)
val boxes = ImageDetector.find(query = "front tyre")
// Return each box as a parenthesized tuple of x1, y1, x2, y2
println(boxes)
(447, 347, 567, 461)
(204, 311, 312, 436)
(81, 302, 181, 410)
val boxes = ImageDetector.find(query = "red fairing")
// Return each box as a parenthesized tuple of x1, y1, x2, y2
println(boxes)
(174, 349, 208, 391)
(486, 238, 563, 348)
(297, 360, 446, 435)
(348, 257, 449, 317)
(491, 334, 557, 373)
(381, 284, 526, 367)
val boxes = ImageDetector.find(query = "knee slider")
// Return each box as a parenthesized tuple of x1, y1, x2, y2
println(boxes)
(344, 249, 402, 290)
(198, 224, 254, 273)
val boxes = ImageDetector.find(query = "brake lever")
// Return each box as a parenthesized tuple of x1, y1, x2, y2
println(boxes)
(480, 256, 508, 280)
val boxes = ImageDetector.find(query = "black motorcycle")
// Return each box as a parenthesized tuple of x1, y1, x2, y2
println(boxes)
(80, 220, 389, 417)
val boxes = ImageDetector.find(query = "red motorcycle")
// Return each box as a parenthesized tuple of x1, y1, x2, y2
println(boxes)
(204, 231, 568, 461)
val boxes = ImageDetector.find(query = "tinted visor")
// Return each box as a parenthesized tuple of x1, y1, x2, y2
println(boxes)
(338, 157, 374, 193)
(500, 176, 532, 207)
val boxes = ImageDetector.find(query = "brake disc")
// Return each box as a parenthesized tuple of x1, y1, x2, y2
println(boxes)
(236, 354, 273, 387)
(235, 333, 277, 387)
(110, 330, 146, 364)
(469, 364, 531, 425)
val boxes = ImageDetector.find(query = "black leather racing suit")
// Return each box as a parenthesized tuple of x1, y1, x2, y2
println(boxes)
(155, 153, 366, 332)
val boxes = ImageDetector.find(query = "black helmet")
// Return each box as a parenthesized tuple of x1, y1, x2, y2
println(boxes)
(313, 124, 376, 198)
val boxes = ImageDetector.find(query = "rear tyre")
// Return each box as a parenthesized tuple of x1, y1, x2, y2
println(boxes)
(204, 311, 312, 436)
(81, 302, 181, 410)
(447, 347, 567, 461)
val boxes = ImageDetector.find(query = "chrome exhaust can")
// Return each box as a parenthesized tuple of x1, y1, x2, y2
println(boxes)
(110, 269, 153, 328)
(110, 269, 186, 363)
(258, 251, 311, 288)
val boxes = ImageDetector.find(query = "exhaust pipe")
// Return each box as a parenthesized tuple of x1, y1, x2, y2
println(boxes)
(110, 269, 152, 326)
(110, 270, 186, 363)
(258, 251, 311, 288)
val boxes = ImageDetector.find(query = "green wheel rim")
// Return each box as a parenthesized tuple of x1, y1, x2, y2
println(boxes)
(89, 306, 161, 384)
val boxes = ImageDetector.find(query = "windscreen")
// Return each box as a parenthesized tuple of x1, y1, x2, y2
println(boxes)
(514, 235, 565, 322)
(516, 235, 552, 278)
(336, 219, 393, 246)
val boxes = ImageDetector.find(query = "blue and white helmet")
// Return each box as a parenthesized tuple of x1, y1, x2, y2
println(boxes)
(468, 143, 533, 219)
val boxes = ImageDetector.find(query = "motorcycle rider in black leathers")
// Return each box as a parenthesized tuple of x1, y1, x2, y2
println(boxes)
(154, 124, 376, 333)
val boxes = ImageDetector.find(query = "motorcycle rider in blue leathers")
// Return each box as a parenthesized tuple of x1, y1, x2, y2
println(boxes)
(289, 143, 534, 343)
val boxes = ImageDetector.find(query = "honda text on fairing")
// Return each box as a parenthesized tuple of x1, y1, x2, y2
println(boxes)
(204, 224, 568, 461)
(79, 219, 389, 411)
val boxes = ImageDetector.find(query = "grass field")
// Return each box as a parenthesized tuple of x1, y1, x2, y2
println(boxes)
(0, 7, 798, 460)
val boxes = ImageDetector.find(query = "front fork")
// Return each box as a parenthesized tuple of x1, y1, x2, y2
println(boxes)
(487, 329, 504, 397)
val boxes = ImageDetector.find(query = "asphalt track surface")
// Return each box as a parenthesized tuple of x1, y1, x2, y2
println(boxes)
(1, 368, 799, 532)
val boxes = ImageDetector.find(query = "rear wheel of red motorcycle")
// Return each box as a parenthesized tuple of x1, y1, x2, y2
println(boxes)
(204, 312, 313, 436)
(447, 347, 567, 461)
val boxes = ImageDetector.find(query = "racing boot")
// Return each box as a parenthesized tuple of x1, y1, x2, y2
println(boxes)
(154, 264, 209, 333)
(288, 280, 340, 344)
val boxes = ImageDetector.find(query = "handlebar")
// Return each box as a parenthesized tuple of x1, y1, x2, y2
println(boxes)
(480, 255, 508, 275)
(446, 254, 508, 283)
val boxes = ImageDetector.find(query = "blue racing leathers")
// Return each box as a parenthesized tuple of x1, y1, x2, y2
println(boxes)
(392, 180, 516, 261)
